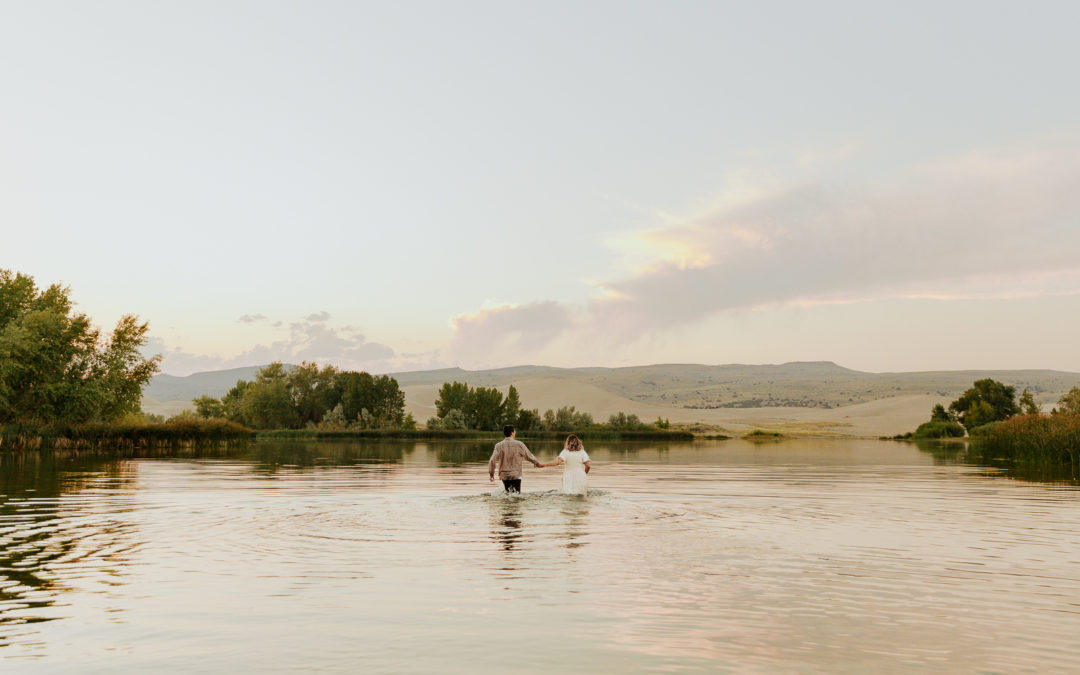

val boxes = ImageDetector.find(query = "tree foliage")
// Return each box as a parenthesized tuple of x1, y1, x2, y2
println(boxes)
(194, 362, 406, 430)
(1018, 389, 1041, 416)
(0, 270, 160, 424)
(948, 379, 1020, 431)
(1056, 386, 1080, 416)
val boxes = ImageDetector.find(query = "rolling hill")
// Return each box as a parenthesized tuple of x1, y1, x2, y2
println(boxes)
(141, 361, 1080, 437)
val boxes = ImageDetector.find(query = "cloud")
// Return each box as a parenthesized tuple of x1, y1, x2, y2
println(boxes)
(450, 301, 573, 359)
(449, 136, 1080, 363)
(153, 313, 398, 375)
(595, 138, 1080, 330)
(237, 313, 268, 324)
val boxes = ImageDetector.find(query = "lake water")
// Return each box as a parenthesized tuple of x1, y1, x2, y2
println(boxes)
(2, 438, 1079, 673)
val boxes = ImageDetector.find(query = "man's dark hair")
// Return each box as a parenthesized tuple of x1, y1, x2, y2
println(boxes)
(502, 425, 515, 437)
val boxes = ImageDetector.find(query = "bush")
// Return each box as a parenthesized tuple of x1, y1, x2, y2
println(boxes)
(912, 420, 966, 439)
(975, 414, 1080, 476)
(966, 421, 1002, 437)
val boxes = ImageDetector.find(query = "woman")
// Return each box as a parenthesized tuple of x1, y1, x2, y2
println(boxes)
(540, 434, 591, 495)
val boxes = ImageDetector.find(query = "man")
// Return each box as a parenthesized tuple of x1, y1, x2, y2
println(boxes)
(488, 424, 540, 493)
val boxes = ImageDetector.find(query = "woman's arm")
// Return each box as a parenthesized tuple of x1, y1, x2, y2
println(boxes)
(539, 457, 565, 468)
(584, 461, 591, 474)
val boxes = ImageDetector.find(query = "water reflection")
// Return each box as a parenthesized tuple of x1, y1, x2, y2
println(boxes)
(1, 439, 1079, 672)
(913, 438, 1080, 484)
(490, 496, 525, 554)
(0, 452, 138, 648)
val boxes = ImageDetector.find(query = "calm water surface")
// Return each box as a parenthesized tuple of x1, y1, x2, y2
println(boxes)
(2, 439, 1079, 673)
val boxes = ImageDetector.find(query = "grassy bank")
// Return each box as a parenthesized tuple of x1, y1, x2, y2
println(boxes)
(0, 418, 253, 452)
(255, 428, 696, 442)
(971, 414, 1080, 479)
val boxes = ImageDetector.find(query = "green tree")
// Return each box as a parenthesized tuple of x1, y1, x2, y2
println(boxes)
(435, 382, 471, 420)
(503, 385, 522, 426)
(370, 375, 406, 426)
(0, 270, 160, 424)
(242, 377, 297, 429)
(470, 386, 504, 431)
(948, 379, 1019, 430)
(515, 408, 541, 431)
(193, 395, 226, 419)
(1056, 386, 1080, 416)
(220, 380, 253, 423)
(287, 362, 339, 425)
(1018, 389, 1041, 416)
(440, 408, 468, 430)
(963, 400, 997, 430)
(608, 412, 642, 429)
(930, 404, 953, 422)
(335, 370, 376, 422)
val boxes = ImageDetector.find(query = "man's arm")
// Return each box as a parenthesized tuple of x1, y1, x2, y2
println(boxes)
(488, 446, 501, 481)
(521, 443, 541, 467)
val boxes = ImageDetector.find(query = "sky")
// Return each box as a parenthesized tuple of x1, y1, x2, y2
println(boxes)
(3, 1, 1079, 376)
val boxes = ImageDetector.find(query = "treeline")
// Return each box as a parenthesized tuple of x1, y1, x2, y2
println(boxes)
(908, 379, 1080, 477)
(193, 362, 411, 431)
(910, 379, 1080, 439)
(426, 381, 673, 433)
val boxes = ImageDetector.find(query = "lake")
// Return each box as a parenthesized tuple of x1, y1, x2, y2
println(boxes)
(2, 438, 1079, 672)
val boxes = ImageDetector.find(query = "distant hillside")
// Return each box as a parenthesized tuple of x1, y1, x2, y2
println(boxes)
(144, 365, 279, 402)
(385, 361, 1078, 410)
(142, 361, 1080, 437)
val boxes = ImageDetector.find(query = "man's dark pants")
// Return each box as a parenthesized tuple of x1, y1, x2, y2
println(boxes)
(501, 479, 522, 493)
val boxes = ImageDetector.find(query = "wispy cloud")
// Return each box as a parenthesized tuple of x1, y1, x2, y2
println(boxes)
(149, 313, 398, 375)
(237, 313, 268, 324)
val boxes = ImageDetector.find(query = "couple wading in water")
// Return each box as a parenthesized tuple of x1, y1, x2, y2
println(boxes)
(488, 425, 591, 495)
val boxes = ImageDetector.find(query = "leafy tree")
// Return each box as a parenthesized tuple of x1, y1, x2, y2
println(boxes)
(948, 379, 1019, 430)
(440, 408, 468, 430)
(220, 380, 253, 423)
(1057, 386, 1080, 416)
(930, 403, 953, 422)
(503, 385, 522, 426)
(515, 408, 541, 431)
(193, 395, 226, 419)
(546, 406, 592, 430)
(1018, 389, 1041, 416)
(370, 375, 406, 426)
(242, 378, 297, 429)
(196, 362, 403, 430)
(608, 412, 643, 429)
(435, 382, 471, 419)
(0, 269, 160, 424)
(335, 370, 376, 422)
(288, 362, 339, 425)
(470, 386, 504, 431)
(963, 400, 998, 430)
(656, 416, 670, 429)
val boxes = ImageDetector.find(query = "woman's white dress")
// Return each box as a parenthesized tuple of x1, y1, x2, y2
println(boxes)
(559, 448, 590, 495)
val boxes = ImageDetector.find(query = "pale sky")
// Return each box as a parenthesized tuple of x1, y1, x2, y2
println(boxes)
(3, 1, 1079, 376)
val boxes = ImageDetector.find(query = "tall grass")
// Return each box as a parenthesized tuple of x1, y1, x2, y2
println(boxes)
(0, 418, 252, 452)
(973, 414, 1080, 479)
